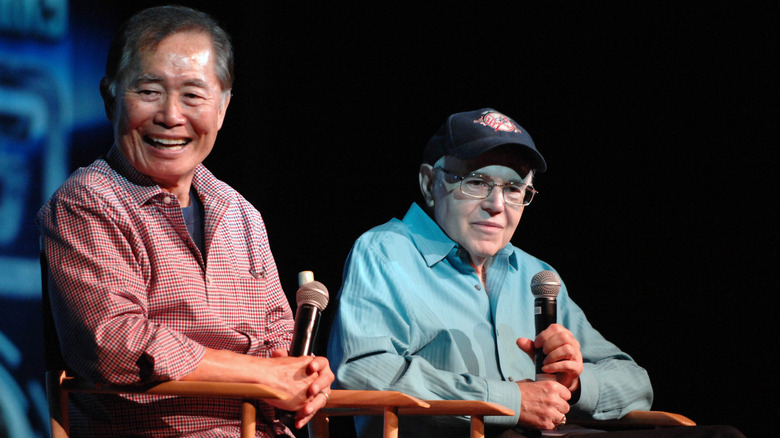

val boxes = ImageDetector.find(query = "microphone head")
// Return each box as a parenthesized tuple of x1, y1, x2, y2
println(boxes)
(296, 280, 329, 311)
(531, 270, 561, 299)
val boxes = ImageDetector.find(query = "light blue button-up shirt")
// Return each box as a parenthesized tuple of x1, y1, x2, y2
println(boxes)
(328, 203, 652, 437)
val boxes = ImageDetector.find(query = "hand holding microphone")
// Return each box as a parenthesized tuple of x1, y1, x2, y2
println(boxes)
(278, 271, 330, 428)
(514, 271, 580, 430)
(521, 271, 582, 392)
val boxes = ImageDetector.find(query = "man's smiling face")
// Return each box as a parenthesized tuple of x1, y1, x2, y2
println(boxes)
(114, 30, 230, 196)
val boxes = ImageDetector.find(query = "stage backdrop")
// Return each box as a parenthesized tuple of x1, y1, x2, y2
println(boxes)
(0, 2, 771, 437)
(0, 0, 116, 435)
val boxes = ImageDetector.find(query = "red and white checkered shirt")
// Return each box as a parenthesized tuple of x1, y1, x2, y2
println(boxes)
(38, 146, 295, 437)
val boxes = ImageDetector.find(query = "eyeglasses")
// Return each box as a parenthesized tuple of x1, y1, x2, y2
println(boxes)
(434, 168, 537, 206)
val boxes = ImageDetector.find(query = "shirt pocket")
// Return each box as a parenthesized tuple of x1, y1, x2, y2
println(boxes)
(228, 274, 271, 354)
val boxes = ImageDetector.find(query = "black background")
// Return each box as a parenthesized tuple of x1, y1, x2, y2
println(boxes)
(75, 2, 775, 437)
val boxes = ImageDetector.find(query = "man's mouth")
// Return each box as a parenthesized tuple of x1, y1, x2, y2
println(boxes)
(145, 136, 191, 150)
(473, 221, 503, 232)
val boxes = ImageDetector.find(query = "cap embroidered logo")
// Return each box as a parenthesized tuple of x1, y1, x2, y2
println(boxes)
(473, 111, 522, 133)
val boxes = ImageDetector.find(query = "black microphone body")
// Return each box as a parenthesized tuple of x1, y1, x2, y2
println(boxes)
(530, 270, 561, 381)
(534, 295, 557, 379)
(289, 303, 321, 357)
(279, 271, 329, 428)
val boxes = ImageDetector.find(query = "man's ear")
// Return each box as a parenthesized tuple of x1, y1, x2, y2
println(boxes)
(418, 163, 435, 208)
(99, 77, 115, 122)
(216, 90, 231, 130)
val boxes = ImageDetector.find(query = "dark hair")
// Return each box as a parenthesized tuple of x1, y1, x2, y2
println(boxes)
(100, 5, 233, 119)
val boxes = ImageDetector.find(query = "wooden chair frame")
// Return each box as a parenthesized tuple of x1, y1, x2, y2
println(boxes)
(310, 390, 514, 438)
(574, 410, 696, 430)
(310, 392, 695, 438)
(47, 369, 289, 438)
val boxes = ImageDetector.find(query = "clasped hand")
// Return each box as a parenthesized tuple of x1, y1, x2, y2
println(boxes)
(270, 349, 334, 429)
(514, 324, 583, 429)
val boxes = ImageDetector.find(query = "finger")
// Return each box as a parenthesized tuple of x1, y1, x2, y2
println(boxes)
(307, 356, 330, 373)
(535, 323, 566, 345)
(295, 391, 329, 428)
(295, 411, 315, 429)
(540, 379, 572, 398)
(542, 329, 578, 353)
(545, 406, 568, 431)
(310, 378, 334, 397)
(542, 360, 581, 376)
(318, 390, 330, 407)
(515, 337, 535, 359)
(542, 356, 582, 379)
(308, 367, 334, 397)
(543, 342, 577, 363)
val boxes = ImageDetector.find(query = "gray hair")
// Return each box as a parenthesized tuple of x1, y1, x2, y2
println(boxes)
(100, 5, 234, 119)
(431, 156, 534, 183)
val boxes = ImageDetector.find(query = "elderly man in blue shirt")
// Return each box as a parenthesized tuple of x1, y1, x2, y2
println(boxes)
(327, 108, 743, 438)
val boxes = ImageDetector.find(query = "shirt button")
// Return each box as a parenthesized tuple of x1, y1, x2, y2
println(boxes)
(205, 275, 212, 285)
(474, 284, 482, 290)
(163, 196, 172, 204)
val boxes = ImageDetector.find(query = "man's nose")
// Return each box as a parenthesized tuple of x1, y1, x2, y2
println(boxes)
(481, 186, 506, 211)
(155, 96, 186, 127)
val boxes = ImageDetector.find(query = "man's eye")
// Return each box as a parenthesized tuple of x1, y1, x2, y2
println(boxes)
(464, 178, 489, 188)
(182, 92, 206, 104)
(136, 89, 161, 98)
(504, 184, 524, 194)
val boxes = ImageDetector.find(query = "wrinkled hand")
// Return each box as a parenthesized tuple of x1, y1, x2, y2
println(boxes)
(516, 323, 583, 393)
(515, 379, 571, 430)
(271, 349, 333, 429)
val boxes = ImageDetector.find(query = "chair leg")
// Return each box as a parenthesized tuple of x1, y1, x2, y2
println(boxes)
(47, 371, 69, 438)
(470, 414, 485, 438)
(240, 400, 256, 438)
(383, 406, 399, 438)
(308, 413, 330, 438)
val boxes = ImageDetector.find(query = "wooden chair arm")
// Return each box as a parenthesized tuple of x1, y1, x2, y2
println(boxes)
(574, 410, 696, 428)
(319, 389, 430, 415)
(311, 390, 430, 438)
(56, 371, 289, 400)
(405, 399, 514, 417)
(319, 391, 514, 417)
(49, 370, 289, 438)
(621, 410, 696, 426)
(310, 391, 514, 438)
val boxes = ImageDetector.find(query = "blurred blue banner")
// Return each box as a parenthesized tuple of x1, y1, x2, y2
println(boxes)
(0, 0, 113, 435)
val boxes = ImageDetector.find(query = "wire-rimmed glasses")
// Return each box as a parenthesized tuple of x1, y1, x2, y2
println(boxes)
(435, 168, 537, 206)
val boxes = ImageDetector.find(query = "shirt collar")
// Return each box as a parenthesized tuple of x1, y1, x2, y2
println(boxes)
(104, 144, 228, 207)
(105, 145, 162, 207)
(402, 202, 518, 269)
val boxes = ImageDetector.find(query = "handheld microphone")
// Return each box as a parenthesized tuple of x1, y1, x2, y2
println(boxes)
(530, 270, 561, 381)
(279, 271, 329, 427)
(289, 271, 329, 356)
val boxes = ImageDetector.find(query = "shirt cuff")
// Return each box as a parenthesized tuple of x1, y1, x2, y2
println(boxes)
(484, 378, 522, 427)
(146, 326, 207, 381)
(571, 366, 598, 414)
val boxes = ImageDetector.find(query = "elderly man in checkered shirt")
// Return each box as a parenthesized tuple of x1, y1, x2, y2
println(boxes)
(37, 5, 332, 437)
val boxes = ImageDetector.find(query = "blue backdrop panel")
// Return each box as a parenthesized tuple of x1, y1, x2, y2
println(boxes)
(0, 0, 113, 435)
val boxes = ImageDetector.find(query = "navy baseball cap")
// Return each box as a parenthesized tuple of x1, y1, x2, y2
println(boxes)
(423, 108, 547, 173)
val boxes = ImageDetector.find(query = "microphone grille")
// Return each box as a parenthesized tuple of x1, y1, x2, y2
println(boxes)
(530, 270, 561, 298)
(296, 281, 329, 311)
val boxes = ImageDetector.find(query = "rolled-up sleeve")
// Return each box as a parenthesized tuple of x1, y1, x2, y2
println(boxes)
(40, 182, 206, 384)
